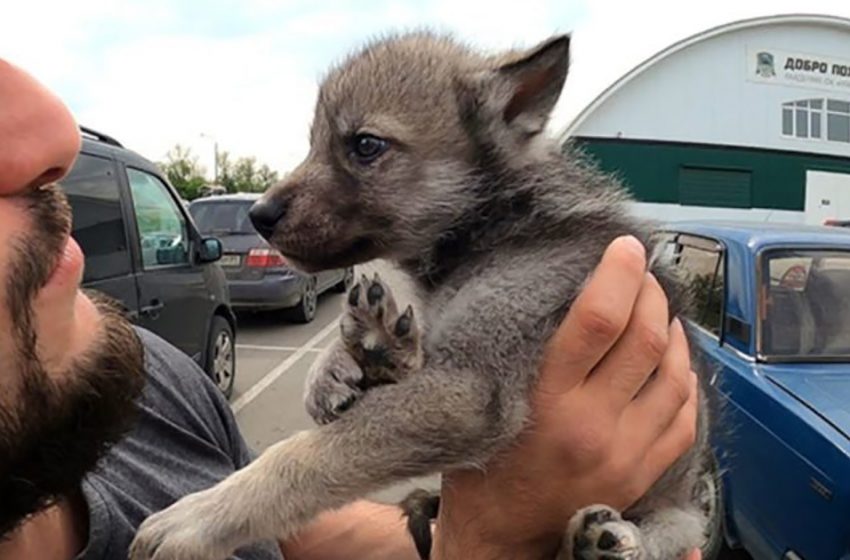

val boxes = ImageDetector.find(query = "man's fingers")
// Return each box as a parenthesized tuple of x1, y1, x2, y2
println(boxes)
(622, 318, 692, 444)
(584, 272, 669, 410)
(634, 360, 699, 488)
(540, 236, 646, 395)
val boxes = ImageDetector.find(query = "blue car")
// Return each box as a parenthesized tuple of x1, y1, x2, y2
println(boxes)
(652, 222, 850, 560)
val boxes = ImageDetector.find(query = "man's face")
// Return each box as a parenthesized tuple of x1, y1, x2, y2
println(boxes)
(0, 60, 145, 536)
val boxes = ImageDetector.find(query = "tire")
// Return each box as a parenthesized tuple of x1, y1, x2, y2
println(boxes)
(284, 275, 318, 323)
(205, 316, 236, 399)
(699, 454, 727, 560)
(332, 267, 355, 293)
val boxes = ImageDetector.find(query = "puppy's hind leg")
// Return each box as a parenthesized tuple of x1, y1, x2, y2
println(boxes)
(129, 369, 523, 560)
(400, 489, 440, 560)
(563, 504, 705, 560)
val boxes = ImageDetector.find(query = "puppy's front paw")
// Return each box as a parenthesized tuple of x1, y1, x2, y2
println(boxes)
(566, 505, 643, 560)
(129, 488, 242, 560)
(342, 272, 422, 385)
(304, 349, 364, 425)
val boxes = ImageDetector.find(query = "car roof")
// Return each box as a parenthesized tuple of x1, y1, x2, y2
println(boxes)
(660, 220, 850, 251)
(189, 193, 262, 204)
(79, 129, 160, 173)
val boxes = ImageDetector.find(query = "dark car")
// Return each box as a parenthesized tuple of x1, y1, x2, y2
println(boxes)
(62, 127, 238, 398)
(188, 193, 354, 323)
(652, 222, 850, 560)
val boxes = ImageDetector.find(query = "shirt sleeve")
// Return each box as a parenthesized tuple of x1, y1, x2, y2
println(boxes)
(136, 327, 257, 468)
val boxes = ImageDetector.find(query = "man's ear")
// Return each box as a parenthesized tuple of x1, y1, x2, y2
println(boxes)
(467, 35, 570, 136)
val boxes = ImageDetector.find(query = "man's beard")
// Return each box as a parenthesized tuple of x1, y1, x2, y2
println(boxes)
(0, 184, 146, 538)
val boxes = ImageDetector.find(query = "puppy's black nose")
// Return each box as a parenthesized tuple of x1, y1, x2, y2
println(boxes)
(249, 197, 288, 239)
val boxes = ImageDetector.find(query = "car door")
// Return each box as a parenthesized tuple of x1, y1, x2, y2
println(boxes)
(726, 252, 848, 559)
(664, 235, 844, 559)
(124, 166, 210, 363)
(61, 152, 139, 316)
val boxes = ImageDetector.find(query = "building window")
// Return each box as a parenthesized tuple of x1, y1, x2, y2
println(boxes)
(826, 99, 850, 143)
(782, 99, 822, 139)
(783, 98, 850, 143)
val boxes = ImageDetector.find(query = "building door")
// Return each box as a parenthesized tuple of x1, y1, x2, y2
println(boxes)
(805, 170, 850, 225)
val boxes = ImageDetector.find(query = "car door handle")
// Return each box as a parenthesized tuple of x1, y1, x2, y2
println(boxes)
(140, 299, 165, 319)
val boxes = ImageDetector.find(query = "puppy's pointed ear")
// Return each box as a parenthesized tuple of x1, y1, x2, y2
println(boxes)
(500, 35, 570, 125)
(465, 35, 570, 136)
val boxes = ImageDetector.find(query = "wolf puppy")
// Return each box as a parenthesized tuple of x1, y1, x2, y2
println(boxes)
(130, 33, 709, 560)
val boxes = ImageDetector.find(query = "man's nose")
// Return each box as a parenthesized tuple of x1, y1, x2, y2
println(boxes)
(249, 196, 289, 240)
(0, 60, 81, 194)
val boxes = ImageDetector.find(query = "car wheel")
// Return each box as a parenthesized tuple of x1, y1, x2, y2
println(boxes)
(285, 276, 318, 323)
(699, 454, 727, 560)
(333, 267, 355, 293)
(205, 316, 236, 399)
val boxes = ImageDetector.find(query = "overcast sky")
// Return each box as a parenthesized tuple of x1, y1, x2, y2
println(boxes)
(3, 0, 849, 177)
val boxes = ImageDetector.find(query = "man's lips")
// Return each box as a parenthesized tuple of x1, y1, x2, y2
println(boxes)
(43, 235, 84, 291)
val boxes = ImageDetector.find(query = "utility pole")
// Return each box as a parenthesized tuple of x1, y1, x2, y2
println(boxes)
(200, 133, 218, 184)
(213, 140, 219, 184)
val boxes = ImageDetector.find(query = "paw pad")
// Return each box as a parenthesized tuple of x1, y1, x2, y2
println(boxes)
(569, 505, 643, 560)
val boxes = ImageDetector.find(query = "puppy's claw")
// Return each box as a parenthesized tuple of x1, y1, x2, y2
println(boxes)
(394, 305, 414, 337)
(348, 283, 361, 307)
(367, 279, 385, 306)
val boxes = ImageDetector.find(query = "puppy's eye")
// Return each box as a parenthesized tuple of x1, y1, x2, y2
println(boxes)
(350, 134, 389, 164)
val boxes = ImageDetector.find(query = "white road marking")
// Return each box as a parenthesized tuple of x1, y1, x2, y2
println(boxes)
(237, 344, 324, 353)
(231, 319, 340, 414)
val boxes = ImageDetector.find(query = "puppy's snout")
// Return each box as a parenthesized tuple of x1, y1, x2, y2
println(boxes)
(249, 196, 289, 240)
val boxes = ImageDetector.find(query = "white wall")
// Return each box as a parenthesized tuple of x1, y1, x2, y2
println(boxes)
(573, 19, 850, 159)
(805, 170, 850, 224)
(629, 201, 805, 224)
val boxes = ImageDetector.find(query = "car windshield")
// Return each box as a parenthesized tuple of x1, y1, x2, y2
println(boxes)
(760, 249, 850, 361)
(190, 201, 256, 235)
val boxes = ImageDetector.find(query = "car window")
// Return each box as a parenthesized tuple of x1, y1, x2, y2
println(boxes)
(126, 168, 190, 269)
(761, 249, 850, 359)
(61, 153, 132, 282)
(190, 201, 256, 235)
(661, 234, 724, 336)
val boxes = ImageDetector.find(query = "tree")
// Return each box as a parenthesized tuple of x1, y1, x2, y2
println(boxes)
(216, 150, 233, 190)
(216, 150, 279, 193)
(159, 144, 280, 199)
(255, 164, 280, 191)
(158, 145, 207, 200)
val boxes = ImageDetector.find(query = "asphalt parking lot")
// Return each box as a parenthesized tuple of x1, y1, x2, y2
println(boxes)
(230, 265, 437, 503)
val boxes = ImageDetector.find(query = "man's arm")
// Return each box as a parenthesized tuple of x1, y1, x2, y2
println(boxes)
(280, 501, 419, 560)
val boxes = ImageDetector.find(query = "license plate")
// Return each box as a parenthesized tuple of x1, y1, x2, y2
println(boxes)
(219, 254, 241, 267)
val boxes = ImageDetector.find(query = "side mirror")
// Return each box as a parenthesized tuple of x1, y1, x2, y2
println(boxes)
(198, 237, 223, 263)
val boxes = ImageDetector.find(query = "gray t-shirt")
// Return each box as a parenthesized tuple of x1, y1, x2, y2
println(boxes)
(77, 328, 282, 560)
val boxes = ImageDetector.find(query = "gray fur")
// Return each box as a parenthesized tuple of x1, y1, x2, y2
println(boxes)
(129, 31, 709, 560)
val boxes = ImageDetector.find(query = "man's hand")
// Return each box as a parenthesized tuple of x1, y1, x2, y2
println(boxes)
(433, 236, 699, 559)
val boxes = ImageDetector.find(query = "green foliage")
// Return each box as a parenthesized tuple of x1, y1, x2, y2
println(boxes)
(686, 272, 723, 334)
(217, 150, 279, 194)
(157, 144, 207, 200)
(158, 144, 281, 200)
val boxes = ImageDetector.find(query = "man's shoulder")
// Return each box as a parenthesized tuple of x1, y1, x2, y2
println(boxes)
(77, 328, 277, 560)
(134, 327, 218, 405)
(135, 327, 202, 381)
(131, 327, 243, 455)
